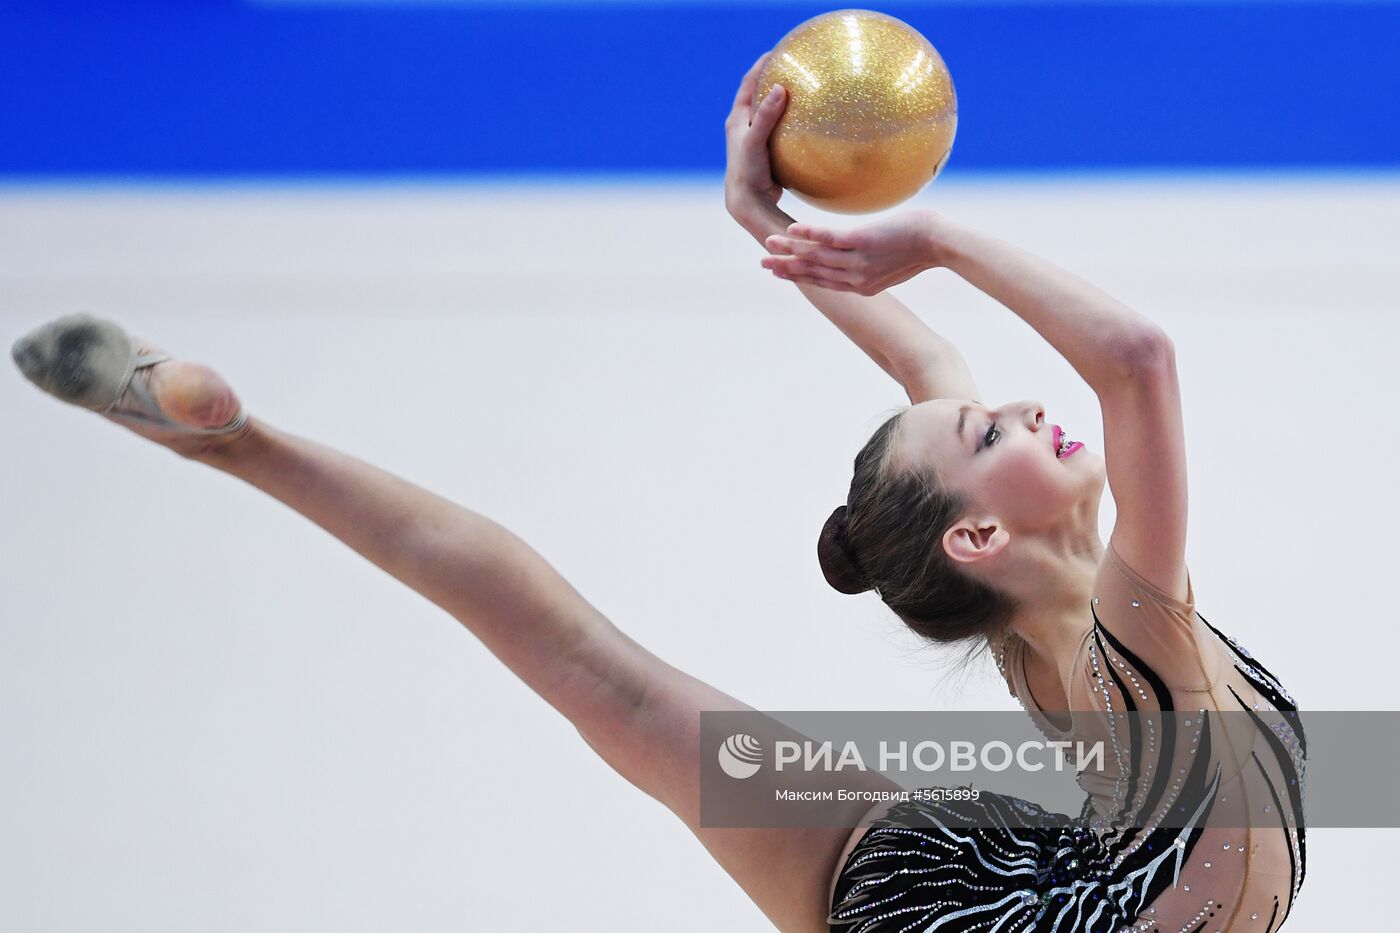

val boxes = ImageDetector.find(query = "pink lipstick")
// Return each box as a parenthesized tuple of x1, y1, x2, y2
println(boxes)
(1053, 424, 1084, 460)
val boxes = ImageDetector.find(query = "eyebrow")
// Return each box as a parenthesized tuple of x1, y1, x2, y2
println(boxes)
(956, 404, 974, 452)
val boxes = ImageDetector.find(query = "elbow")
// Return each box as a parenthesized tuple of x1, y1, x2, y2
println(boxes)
(1101, 329, 1176, 384)
(1127, 328, 1176, 370)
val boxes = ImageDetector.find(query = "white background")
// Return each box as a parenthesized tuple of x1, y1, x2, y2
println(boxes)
(2, 176, 1394, 929)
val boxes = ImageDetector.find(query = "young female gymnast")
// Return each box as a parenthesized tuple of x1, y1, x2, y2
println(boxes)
(12, 55, 1303, 932)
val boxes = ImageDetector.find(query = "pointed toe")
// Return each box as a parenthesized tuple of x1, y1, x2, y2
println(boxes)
(11, 313, 135, 410)
(11, 335, 43, 380)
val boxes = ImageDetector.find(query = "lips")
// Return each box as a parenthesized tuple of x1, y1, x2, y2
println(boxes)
(1053, 424, 1084, 460)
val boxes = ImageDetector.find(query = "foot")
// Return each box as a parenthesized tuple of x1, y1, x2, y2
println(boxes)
(12, 314, 252, 458)
(116, 341, 251, 457)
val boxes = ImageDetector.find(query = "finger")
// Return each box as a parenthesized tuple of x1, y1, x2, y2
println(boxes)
(786, 222, 854, 249)
(805, 276, 857, 291)
(761, 255, 859, 286)
(731, 51, 772, 113)
(746, 83, 787, 136)
(761, 255, 814, 276)
(765, 234, 856, 268)
(774, 270, 858, 292)
(764, 235, 796, 256)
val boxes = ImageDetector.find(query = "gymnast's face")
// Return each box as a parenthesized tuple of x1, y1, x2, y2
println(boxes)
(895, 398, 1104, 546)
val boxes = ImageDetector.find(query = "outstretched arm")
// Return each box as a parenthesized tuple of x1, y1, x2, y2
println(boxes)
(723, 57, 980, 405)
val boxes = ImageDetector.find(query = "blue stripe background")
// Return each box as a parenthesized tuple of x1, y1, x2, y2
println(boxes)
(2, 1, 1397, 176)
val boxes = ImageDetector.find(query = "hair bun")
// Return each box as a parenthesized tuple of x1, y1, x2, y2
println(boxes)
(817, 505, 873, 595)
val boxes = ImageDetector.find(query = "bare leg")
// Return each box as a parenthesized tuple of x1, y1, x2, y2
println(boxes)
(15, 324, 877, 932)
(12, 318, 611, 723)
(163, 426, 614, 739)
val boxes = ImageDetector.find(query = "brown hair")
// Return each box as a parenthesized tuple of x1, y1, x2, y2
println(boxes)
(817, 408, 1020, 646)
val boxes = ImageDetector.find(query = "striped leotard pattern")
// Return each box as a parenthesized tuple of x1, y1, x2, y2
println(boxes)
(828, 556, 1305, 932)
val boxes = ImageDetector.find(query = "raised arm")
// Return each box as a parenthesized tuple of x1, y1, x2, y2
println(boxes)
(723, 56, 980, 405)
(767, 212, 1167, 389)
(773, 212, 1189, 601)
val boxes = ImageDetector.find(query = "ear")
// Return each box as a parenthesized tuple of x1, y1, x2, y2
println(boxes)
(942, 518, 1010, 566)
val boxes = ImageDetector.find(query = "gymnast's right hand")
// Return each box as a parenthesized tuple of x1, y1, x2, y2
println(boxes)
(723, 52, 787, 224)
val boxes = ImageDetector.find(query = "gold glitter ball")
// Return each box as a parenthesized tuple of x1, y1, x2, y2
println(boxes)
(754, 9, 957, 214)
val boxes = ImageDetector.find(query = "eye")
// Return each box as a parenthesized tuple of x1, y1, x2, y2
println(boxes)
(981, 422, 1000, 450)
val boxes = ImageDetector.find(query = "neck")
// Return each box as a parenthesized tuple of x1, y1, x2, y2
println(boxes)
(1003, 532, 1104, 665)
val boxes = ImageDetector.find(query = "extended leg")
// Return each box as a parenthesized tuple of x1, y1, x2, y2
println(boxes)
(12, 314, 880, 932)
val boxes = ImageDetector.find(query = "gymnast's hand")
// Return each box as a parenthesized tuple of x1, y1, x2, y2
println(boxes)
(761, 211, 950, 296)
(723, 52, 788, 222)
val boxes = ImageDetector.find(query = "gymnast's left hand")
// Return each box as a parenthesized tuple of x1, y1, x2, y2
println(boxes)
(761, 211, 948, 296)
(724, 52, 788, 222)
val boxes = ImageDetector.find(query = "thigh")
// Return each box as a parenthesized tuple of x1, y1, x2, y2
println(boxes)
(572, 633, 900, 931)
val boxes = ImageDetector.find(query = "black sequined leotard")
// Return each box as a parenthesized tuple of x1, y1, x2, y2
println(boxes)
(828, 543, 1306, 932)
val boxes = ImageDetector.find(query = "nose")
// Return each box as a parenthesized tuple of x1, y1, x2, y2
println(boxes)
(988, 400, 1045, 432)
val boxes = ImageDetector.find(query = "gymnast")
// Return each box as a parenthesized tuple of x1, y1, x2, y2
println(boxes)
(11, 54, 1304, 932)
